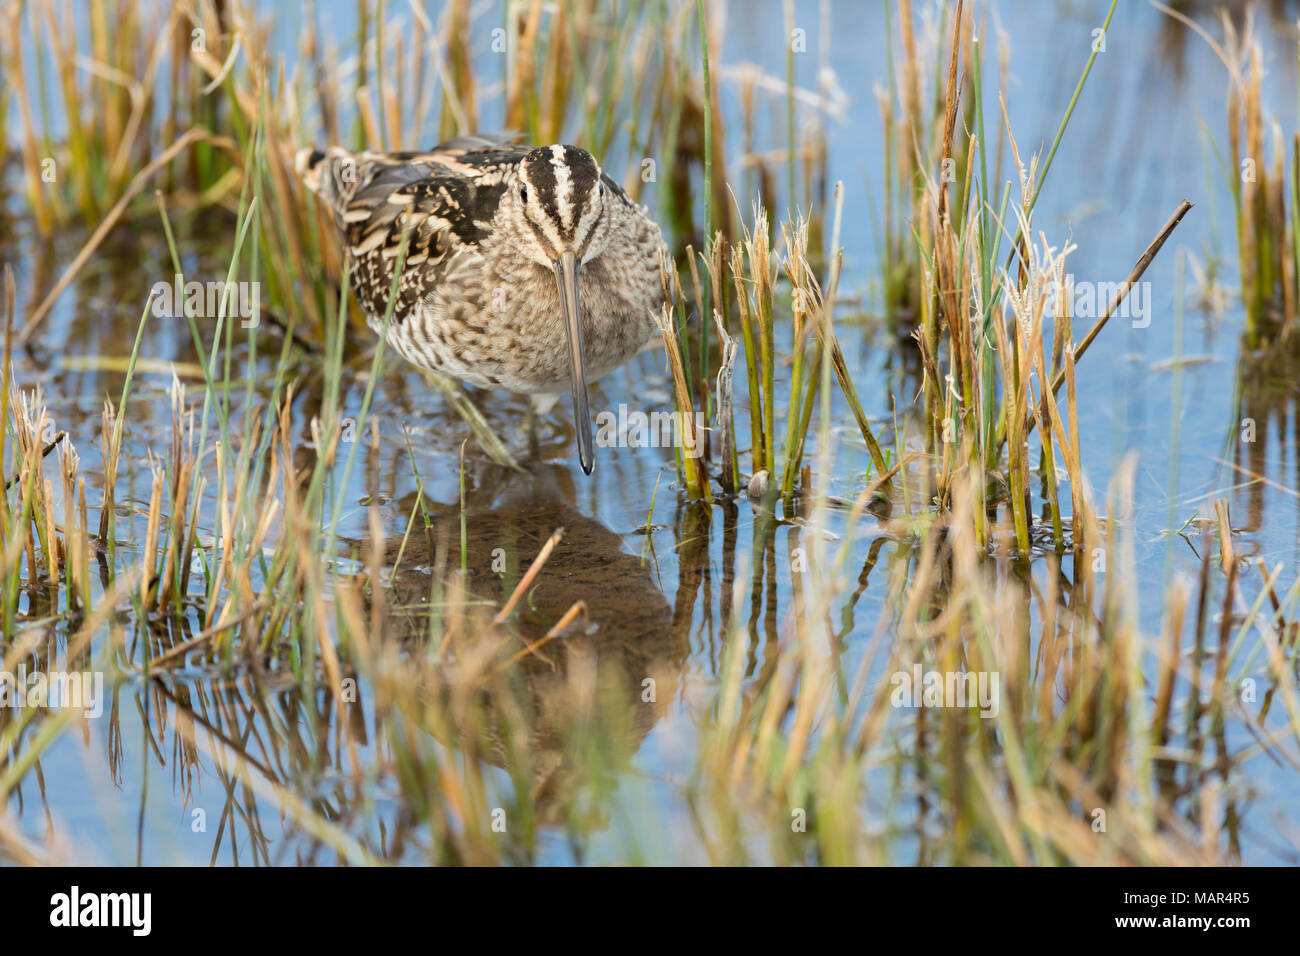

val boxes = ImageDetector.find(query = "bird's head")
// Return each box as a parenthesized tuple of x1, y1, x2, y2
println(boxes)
(509, 145, 609, 267)
(508, 145, 610, 474)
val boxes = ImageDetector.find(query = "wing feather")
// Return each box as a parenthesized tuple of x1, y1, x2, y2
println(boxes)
(328, 145, 529, 322)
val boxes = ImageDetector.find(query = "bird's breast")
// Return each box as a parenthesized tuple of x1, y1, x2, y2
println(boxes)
(381, 253, 660, 394)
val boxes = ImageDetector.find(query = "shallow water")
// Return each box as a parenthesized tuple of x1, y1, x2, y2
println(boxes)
(4, 0, 1300, 864)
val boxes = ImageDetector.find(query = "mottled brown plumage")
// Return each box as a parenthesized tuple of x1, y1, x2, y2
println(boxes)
(295, 135, 669, 473)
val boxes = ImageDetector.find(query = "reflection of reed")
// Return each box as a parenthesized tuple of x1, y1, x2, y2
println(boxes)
(146, 673, 393, 865)
(1228, 342, 1300, 544)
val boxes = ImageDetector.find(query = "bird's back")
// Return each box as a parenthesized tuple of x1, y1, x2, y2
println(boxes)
(296, 137, 531, 323)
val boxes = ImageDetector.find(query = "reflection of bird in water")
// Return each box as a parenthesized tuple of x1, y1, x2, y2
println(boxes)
(297, 135, 670, 474)
(381, 465, 687, 823)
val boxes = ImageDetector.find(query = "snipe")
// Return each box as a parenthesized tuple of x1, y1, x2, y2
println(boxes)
(296, 135, 670, 474)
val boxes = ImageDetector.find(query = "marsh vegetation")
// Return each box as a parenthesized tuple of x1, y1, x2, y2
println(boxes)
(1, 0, 1299, 865)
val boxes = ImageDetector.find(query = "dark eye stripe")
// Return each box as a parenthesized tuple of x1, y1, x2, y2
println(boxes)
(577, 197, 607, 260)
(523, 152, 560, 219)
(525, 215, 553, 255)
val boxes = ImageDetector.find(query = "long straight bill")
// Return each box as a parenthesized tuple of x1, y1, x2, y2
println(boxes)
(553, 251, 594, 474)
